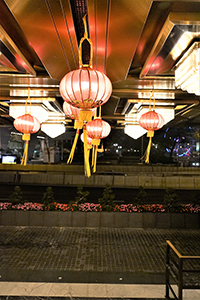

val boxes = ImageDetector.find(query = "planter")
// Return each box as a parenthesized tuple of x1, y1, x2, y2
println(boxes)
(0, 210, 199, 229)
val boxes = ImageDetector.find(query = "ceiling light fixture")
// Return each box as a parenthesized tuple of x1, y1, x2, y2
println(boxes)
(175, 41, 200, 96)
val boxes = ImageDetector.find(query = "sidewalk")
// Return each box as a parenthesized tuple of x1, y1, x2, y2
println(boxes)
(0, 226, 200, 283)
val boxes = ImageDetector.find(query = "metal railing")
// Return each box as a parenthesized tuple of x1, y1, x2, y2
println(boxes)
(166, 240, 200, 300)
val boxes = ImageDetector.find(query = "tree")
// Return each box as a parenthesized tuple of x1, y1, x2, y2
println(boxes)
(9, 186, 23, 204)
(75, 185, 90, 204)
(42, 187, 55, 207)
(98, 184, 115, 211)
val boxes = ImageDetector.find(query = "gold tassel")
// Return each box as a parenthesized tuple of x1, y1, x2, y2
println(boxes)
(91, 139, 100, 173)
(83, 124, 91, 177)
(21, 134, 30, 166)
(141, 130, 154, 164)
(92, 146, 98, 173)
(92, 146, 95, 167)
(67, 129, 80, 164)
(144, 137, 152, 164)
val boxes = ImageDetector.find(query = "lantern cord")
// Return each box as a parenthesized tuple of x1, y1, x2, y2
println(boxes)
(25, 88, 31, 114)
(149, 90, 156, 111)
(83, 124, 91, 177)
(21, 140, 29, 166)
(67, 129, 79, 164)
(83, 15, 88, 38)
(79, 15, 93, 68)
(98, 105, 101, 118)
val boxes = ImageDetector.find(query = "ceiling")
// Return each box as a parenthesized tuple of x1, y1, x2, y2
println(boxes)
(1, 0, 200, 132)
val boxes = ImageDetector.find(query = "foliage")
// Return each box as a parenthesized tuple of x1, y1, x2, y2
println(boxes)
(9, 186, 23, 204)
(134, 186, 147, 205)
(0, 202, 200, 213)
(98, 184, 115, 211)
(75, 185, 90, 205)
(42, 187, 55, 207)
(163, 188, 181, 212)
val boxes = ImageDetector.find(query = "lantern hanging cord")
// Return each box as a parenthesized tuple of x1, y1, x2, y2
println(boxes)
(79, 15, 93, 68)
(25, 87, 31, 114)
(149, 90, 156, 111)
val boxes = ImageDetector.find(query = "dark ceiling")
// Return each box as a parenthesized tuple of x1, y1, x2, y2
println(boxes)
(1, 0, 200, 132)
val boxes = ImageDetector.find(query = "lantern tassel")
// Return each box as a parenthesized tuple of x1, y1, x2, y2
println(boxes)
(21, 140, 29, 166)
(67, 129, 80, 164)
(92, 145, 98, 173)
(143, 137, 152, 164)
(92, 146, 95, 168)
(83, 124, 91, 178)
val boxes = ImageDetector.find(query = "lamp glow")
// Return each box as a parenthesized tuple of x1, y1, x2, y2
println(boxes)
(175, 42, 200, 96)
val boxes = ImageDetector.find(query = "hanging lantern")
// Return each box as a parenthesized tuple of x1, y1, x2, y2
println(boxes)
(86, 118, 111, 173)
(80, 132, 93, 148)
(59, 15, 112, 177)
(14, 113, 40, 166)
(139, 110, 164, 164)
(60, 68, 112, 112)
(60, 15, 112, 119)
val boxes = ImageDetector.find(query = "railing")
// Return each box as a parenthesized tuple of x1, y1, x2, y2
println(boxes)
(166, 240, 200, 300)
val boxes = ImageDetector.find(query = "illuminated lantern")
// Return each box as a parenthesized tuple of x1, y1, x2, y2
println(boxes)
(80, 132, 93, 149)
(60, 68, 112, 112)
(86, 118, 111, 172)
(60, 15, 112, 177)
(14, 113, 40, 166)
(139, 110, 164, 163)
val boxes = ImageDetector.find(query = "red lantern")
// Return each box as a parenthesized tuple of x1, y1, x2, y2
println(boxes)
(80, 132, 93, 148)
(14, 113, 40, 134)
(60, 15, 112, 177)
(60, 69, 112, 110)
(59, 16, 112, 128)
(139, 110, 164, 135)
(139, 110, 164, 164)
(14, 113, 40, 166)
(86, 118, 111, 173)
(86, 118, 111, 143)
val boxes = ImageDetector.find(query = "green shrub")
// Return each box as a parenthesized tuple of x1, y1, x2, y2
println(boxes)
(42, 187, 55, 207)
(75, 185, 90, 204)
(134, 186, 147, 205)
(9, 186, 23, 204)
(98, 184, 115, 211)
(164, 188, 181, 212)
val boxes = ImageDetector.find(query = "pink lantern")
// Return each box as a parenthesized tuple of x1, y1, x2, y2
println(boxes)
(60, 69, 112, 110)
(86, 118, 111, 173)
(14, 113, 40, 166)
(14, 113, 40, 134)
(80, 133, 93, 147)
(139, 110, 164, 135)
(86, 118, 111, 143)
(139, 110, 164, 164)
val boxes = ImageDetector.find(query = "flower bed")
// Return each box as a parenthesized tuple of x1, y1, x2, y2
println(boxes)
(0, 202, 200, 213)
